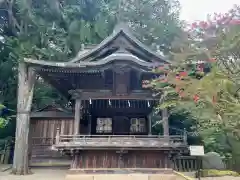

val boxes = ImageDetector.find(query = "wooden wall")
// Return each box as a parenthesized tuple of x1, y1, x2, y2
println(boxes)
(74, 150, 171, 169)
(29, 118, 76, 164)
(30, 118, 89, 146)
(30, 118, 74, 145)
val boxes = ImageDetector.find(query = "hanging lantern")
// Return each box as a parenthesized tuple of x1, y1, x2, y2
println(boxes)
(89, 99, 92, 105)
(108, 99, 111, 106)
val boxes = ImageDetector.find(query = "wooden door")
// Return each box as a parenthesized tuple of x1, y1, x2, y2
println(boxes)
(113, 116, 129, 135)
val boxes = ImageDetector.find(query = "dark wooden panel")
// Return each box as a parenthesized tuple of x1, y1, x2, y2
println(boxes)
(114, 72, 130, 95)
(75, 150, 169, 169)
(113, 116, 130, 135)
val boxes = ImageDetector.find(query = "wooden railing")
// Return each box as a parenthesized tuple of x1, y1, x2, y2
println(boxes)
(31, 137, 56, 146)
(53, 129, 187, 149)
(173, 156, 199, 172)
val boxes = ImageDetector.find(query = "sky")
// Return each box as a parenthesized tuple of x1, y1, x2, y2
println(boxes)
(179, 0, 240, 22)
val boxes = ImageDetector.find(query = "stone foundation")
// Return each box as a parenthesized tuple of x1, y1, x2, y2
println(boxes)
(65, 168, 179, 180)
(65, 174, 177, 180)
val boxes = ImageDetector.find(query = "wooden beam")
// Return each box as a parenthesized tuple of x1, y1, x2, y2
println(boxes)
(148, 115, 152, 135)
(88, 115, 92, 135)
(74, 99, 82, 135)
(12, 62, 36, 175)
(69, 90, 155, 100)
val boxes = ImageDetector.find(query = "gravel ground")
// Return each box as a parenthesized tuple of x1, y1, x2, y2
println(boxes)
(0, 166, 67, 180)
(182, 172, 240, 180)
(1, 165, 240, 180)
(194, 177, 240, 180)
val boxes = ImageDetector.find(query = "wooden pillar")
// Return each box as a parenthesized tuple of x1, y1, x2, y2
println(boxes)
(74, 99, 81, 135)
(12, 62, 36, 175)
(88, 114, 92, 135)
(148, 115, 152, 135)
(162, 108, 169, 136)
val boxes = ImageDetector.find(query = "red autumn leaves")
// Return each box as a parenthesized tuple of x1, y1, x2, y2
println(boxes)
(190, 12, 240, 31)
(142, 61, 219, 104)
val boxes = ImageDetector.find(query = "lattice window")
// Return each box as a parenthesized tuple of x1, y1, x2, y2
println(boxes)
(96, 118, 112, 133)
(130, 118, 146, 133)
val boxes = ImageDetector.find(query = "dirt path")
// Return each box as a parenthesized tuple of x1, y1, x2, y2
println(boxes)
(0, 167, 67, 180)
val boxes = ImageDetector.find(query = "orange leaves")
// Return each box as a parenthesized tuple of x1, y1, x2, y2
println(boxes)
(230, 19, 240, 25)
(193, 94, 200, 102)
(208, 58, 217, 62)
(180, 71, 187, 77)
(212, 95, 217, 104)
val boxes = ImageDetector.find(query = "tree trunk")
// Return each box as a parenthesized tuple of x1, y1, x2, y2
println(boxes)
(12, 62, 35, 175)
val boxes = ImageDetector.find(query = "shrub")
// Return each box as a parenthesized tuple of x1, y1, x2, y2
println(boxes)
(195, 169, 239, 177)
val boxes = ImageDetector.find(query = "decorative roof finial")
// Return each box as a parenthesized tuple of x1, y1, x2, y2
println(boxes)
(113, 22, 129, 33)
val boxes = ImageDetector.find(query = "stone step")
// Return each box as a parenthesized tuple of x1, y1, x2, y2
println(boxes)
(65, 174, 178, 180)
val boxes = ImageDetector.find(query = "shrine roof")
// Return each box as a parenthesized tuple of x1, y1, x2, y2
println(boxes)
(70, 23, 169, 63)
(25, 53, 159, 72)
(12, 104, 74, 119)
(24, 23, 169, 70)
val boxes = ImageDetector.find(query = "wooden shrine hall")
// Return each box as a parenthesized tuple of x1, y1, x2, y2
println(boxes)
(13, 24, 188, 175)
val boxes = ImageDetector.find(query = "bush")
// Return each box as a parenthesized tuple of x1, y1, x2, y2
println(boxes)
(195, 169, 239, 177)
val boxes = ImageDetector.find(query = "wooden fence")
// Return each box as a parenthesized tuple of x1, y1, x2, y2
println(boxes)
(173, 156, 199, 172)
(173, 156, 240, 172)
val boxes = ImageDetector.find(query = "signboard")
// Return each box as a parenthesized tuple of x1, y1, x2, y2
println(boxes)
(189, 145, 205, 156)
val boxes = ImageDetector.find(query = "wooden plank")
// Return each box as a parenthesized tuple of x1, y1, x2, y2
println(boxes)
(148, 115, 152, 135)
(69, 89, 155, 100)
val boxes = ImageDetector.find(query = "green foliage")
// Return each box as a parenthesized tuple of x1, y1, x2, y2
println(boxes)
(145, 6, 240, 165)
(0, 104, 9, 128)
(196, 169, 239, 177)
(0, 0, 182, 112)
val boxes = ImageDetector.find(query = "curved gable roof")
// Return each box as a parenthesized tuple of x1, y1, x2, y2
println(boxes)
(70, 23, 169, 64)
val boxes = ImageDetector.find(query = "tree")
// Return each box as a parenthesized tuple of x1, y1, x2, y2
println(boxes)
(144, 5, 240, 169)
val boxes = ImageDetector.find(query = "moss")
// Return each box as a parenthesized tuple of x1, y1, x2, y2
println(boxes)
(195, 169, 239, 177)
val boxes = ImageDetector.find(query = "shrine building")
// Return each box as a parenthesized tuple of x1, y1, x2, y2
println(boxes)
(13, 23, 188, 176)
